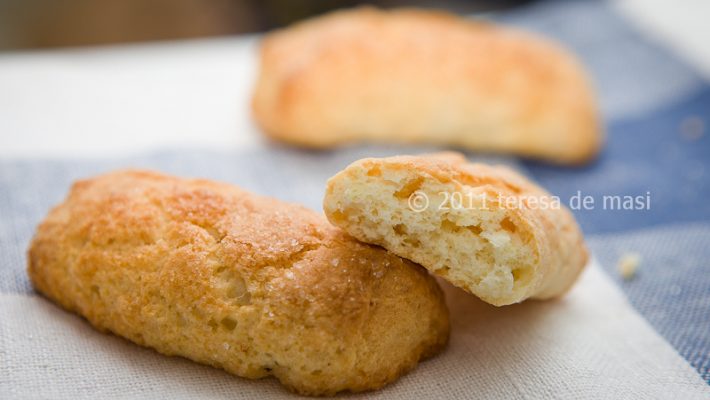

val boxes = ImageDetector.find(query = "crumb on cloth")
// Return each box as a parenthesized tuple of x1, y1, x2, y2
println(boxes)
(617, 252, 641, 280)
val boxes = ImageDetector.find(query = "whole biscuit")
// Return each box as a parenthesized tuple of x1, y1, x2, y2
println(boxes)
(28, 170, 449, 396)
(252, 7, 602, 164)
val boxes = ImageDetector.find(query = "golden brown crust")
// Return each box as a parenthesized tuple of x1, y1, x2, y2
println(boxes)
(252, 7, 602, 164)
(27, 169, 449, 396)
(324, 153, 588, 306)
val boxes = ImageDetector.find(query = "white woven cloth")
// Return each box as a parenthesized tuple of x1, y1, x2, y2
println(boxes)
(2, 262, 708, 399)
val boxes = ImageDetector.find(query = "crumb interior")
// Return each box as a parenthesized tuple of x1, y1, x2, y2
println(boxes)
(328, 166, 537, 305)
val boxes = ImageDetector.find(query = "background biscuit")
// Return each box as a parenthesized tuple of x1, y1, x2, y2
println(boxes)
(252, 7, 602, 164)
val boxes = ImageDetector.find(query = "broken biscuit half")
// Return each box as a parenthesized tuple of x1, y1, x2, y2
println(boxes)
(324, 153, 588, 306)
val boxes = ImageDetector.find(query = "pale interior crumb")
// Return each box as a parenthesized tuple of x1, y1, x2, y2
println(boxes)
(328, 166, 539, 305)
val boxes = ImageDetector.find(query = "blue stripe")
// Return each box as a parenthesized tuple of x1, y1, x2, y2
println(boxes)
(525, 86, 710, 234)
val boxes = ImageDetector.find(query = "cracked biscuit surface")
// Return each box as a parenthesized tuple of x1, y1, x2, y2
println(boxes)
(252, 7, 602, 164)
(324, 153, 588, 306)
(27, 170, 449, 396)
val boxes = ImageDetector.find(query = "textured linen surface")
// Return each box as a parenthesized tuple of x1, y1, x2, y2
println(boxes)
(1, 259, 708, 400)
(1, 0, 710, 398)
(1, 149, 709, 399)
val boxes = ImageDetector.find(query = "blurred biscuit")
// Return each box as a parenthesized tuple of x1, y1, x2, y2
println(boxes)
(324, 153, 588, 306)
(252, 7, 602, 164)
(28, 170, 449, 396)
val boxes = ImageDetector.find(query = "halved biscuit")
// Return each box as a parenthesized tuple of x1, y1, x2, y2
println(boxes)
(324, 153, 588, 306)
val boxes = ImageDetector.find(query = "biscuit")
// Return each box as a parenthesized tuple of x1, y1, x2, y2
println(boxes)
(323, 153, 588, 306)
(252, 7, 602, 164)
(27, 170, 449, 396)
